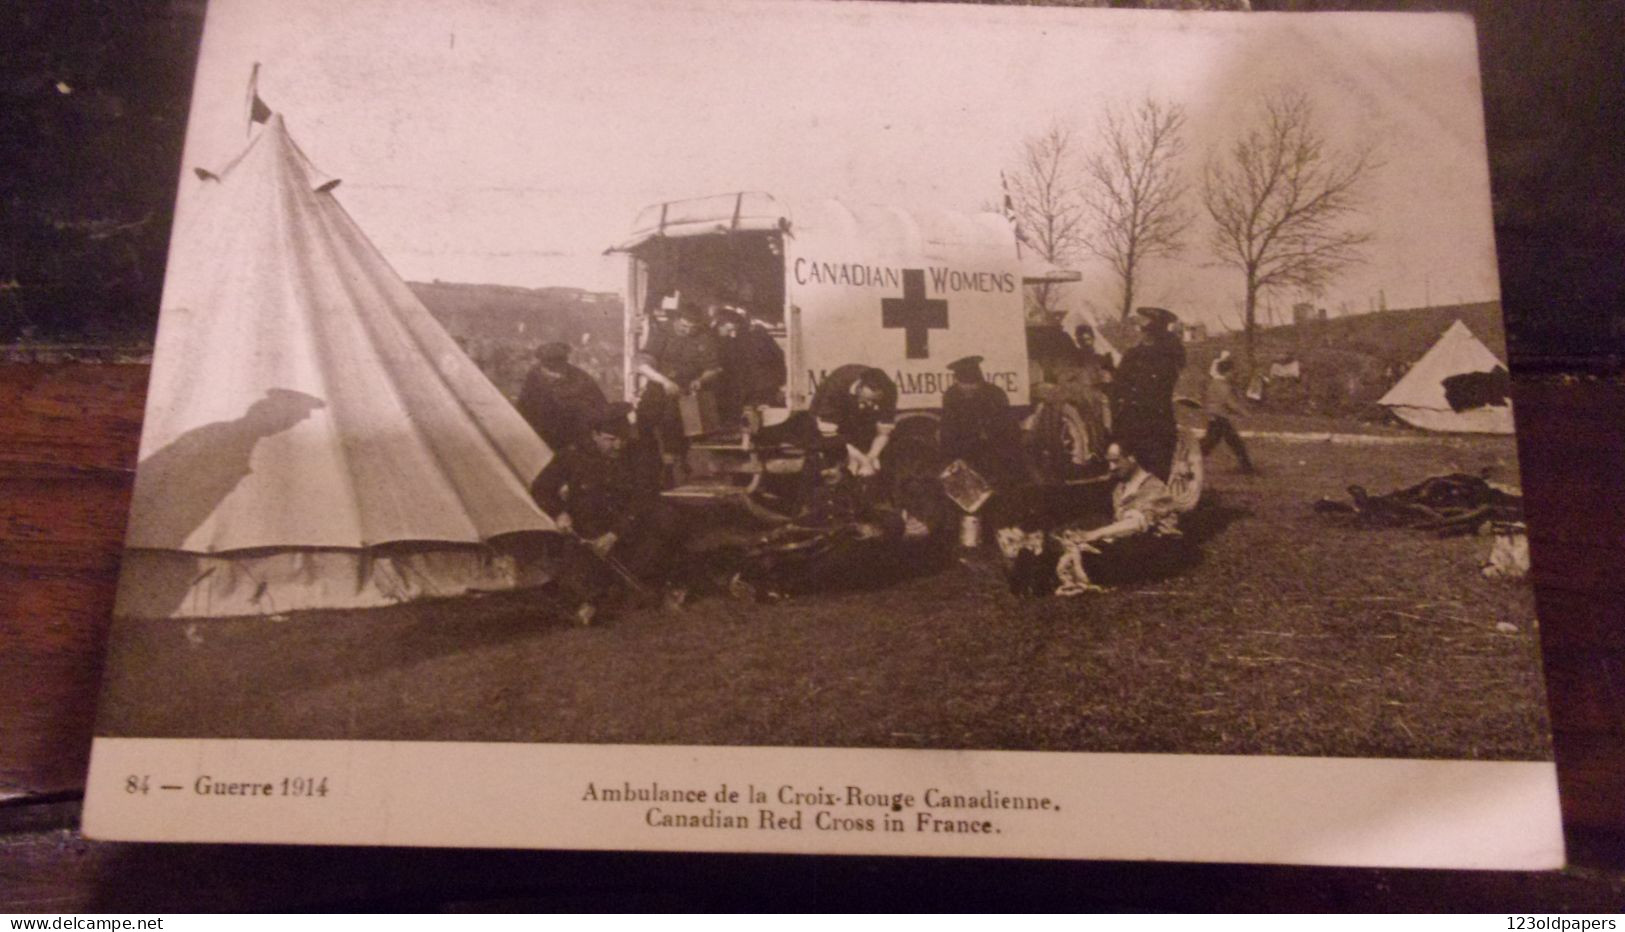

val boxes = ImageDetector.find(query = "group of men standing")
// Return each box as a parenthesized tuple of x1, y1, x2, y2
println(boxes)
(1024, 306, 1254, 485)
(629, 302, 788, 480)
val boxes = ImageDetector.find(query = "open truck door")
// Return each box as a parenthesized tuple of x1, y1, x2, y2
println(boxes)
(607, 192, 1045, 506)
(607, 192, 792, 409)
(610, 193, 1033, 414)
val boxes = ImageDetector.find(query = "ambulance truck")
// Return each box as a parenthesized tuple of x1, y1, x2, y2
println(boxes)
(609, 191, 1072, 453)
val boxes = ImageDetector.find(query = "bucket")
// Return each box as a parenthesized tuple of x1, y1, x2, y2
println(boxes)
(959, 514, 982, 548)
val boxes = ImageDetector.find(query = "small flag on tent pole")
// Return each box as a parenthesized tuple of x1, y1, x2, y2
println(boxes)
(246, 62, 272, 135)
(999, 171, 1029, 254)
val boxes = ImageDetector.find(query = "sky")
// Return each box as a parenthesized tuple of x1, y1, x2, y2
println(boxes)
(174, 0, 1503, 332)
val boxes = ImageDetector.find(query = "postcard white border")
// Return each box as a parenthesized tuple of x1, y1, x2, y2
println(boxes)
(83, 737, 1563, 869)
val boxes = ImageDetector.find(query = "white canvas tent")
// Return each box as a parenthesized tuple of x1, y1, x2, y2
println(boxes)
(1379, 319, 1514, 434)
(114, 115, 558, 619)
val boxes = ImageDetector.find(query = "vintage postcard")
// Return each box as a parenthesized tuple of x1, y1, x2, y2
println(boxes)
(83, 0, 1561, 868)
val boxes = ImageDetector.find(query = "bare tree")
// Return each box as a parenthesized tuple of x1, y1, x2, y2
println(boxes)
(1005, 124, 1087, 321)
(1203, 91, 1375, 368)
(1081, 98, 1193, 322)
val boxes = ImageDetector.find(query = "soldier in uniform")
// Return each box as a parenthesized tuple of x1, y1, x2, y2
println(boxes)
(1111, 306, 1186, 481)
(713, 308, 787, 427)
(635, 303, 723, 477)
(939, 355, 1026, 489)
(516, 341, 608, 451)
(530, 403, 688, 624)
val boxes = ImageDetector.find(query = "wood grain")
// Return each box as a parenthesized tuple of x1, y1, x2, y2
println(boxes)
(1, 366, 143, 801)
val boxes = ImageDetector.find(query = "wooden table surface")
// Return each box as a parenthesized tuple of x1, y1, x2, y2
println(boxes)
(1, 362, 1621, 911)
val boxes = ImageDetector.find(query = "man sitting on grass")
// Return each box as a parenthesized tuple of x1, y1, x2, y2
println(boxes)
(1049, 440, 1189, 596)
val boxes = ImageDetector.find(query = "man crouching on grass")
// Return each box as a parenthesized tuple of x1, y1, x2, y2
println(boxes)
(1049, 440, 1191, 596)
(531, 402, 690, 624)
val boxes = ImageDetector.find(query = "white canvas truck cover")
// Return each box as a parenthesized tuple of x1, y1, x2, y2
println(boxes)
(783, 200, 1030, 410)
(615, 194, 1033, 412)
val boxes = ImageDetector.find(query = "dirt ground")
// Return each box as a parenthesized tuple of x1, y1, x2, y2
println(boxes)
(95, 428, 1551, 761)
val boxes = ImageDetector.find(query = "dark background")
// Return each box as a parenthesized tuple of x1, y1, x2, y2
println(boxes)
(2, 0, 1622, 912)
(0, 0, 200, 348)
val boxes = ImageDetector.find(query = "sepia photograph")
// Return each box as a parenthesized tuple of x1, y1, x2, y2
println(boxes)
(80, 0, 1558, 863)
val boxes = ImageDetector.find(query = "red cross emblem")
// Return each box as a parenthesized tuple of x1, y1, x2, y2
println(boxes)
(881, 269, 948, 360)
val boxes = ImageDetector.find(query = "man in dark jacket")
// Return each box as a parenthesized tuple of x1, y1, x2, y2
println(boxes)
(530, 403, 686, 623)
(516, 342, 608, 451)
(714, 308, 787, 425)
(635, 303, 724, 471)
(940, 355, 1025, 488)
(809, 364, 898, 477)
(1111, 306, 1186, 481)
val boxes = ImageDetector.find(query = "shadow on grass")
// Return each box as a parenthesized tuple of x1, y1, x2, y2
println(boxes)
(95, 586, 574, 736)
(1179, 495, 1253, 546)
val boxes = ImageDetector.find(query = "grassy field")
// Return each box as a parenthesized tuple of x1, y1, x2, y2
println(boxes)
(95, 427, 1550, 761)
